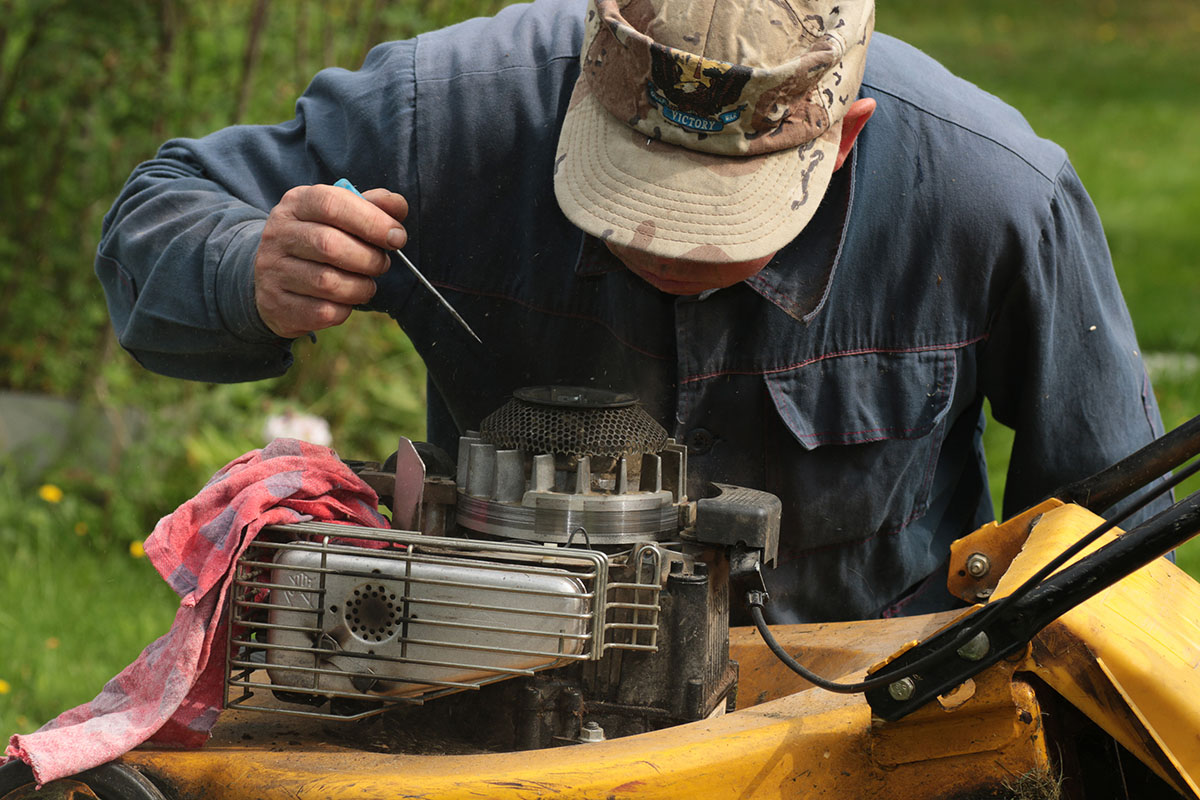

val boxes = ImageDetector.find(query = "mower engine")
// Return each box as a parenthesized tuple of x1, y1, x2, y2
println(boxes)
(226, 386, 779, 749)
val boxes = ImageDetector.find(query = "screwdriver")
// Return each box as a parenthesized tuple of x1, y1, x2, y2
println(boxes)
(334, 178, 482, 344)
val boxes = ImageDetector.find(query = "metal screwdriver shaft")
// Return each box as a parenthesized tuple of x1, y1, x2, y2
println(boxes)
(334, 178, 482, 344)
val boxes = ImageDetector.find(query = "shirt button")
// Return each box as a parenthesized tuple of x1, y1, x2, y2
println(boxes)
(686, 428, 715, 455)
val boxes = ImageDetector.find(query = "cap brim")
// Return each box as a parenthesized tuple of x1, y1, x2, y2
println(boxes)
(554, 81, 841, 263)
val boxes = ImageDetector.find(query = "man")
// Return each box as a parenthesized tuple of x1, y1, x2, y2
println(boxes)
(96, 0, 1166, 622)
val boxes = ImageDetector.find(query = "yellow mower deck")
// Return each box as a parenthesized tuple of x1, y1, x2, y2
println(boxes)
(122, 609, 1050, 799)
(14, 501, 1200, 799)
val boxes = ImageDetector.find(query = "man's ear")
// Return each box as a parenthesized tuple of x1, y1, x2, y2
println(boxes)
(834, 98, 877, 171)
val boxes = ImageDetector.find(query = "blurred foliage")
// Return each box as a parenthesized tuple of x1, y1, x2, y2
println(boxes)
(1, 0, 514, 736)
(0, 0, 513, 548)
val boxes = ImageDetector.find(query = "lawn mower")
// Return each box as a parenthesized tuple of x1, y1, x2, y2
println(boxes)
(3, 385, 1199, 799)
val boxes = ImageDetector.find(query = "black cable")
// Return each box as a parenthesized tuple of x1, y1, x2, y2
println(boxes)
(748, 456, 1200, 695)
(747, 594, 897, 693)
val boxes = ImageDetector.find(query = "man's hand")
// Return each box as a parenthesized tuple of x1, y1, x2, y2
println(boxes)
(254, 183, 409, 339)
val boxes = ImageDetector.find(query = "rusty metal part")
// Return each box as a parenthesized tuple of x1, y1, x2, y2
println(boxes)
(0, 762, 164, 800)
(947, 499, 1063, 602)
(0, 780, 100, 800)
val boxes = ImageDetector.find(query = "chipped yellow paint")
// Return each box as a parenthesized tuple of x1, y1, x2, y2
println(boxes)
(125, 673, 1047, 799)
(994, 503, 1200, 797)
(105, 501, 1200, 799)
(123, 608, 1048, 799)
(947, 498, 1064, 602)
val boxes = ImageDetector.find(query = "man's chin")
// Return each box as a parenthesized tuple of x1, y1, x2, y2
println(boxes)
(633, 269, 720, 296)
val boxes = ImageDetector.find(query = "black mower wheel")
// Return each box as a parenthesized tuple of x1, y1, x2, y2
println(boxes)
(0, 760, 166, 800)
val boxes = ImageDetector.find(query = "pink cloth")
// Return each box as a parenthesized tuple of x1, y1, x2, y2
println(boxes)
(5, 438, 388, 786)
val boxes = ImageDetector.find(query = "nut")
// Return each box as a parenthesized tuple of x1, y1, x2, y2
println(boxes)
(965, 553, 991, 579)
(579, 720, 605, 743)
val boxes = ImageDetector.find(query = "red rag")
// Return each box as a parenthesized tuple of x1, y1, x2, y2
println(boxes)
(4, 438, 389, 786)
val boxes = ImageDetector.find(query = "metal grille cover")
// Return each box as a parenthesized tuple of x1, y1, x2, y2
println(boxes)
(480, 386, 668, 458)
(226, 522, 664, 721)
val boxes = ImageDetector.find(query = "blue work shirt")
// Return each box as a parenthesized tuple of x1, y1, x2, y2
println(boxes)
(96, 0, 1167, 622)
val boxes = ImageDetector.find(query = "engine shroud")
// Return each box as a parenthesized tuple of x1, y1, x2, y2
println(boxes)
(456, 386, 689, 545)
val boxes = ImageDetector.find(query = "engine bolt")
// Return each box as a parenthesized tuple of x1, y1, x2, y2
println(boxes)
(888, 677, 916, 702)
(579, 720, 605, 743)
(965, 553, 991, 578)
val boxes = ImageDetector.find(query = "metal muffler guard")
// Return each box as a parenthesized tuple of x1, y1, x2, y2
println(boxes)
(225, 522, 663, 720)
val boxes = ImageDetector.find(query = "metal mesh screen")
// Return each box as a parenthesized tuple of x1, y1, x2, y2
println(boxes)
(479, 398, 668, 458)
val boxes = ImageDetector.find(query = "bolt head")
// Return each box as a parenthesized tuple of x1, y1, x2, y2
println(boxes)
(888, 677, 916, 702)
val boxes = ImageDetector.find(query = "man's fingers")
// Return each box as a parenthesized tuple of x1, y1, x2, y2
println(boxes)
(284, 184, 408, 252)
(279, 218, 391, 277)
(274, 256, 379, 306)
(254, 182, 413, 338)
(362, 187, 409, 225)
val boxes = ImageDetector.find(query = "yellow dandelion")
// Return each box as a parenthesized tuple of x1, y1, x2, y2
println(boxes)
(75, 522, 88, 536)
(0, 679, 10, 695)
(129, 540, 146, 559)
(38, 484, 64, 504)
(45, 637, 60, 650)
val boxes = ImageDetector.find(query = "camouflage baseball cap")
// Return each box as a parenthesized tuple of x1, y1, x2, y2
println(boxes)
(554, 0, 874, 263)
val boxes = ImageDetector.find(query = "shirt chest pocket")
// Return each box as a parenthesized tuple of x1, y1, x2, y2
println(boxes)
(762, 349, 957, 555)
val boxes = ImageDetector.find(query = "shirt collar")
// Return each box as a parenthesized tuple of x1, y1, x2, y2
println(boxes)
(743, 148, 855, 324)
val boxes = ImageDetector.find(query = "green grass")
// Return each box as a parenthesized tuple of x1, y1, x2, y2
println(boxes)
(0, 552, 177, 737)
(0, 476, 178, 736)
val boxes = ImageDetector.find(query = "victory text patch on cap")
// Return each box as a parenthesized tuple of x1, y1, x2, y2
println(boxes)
(554, 0, 874, 263)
